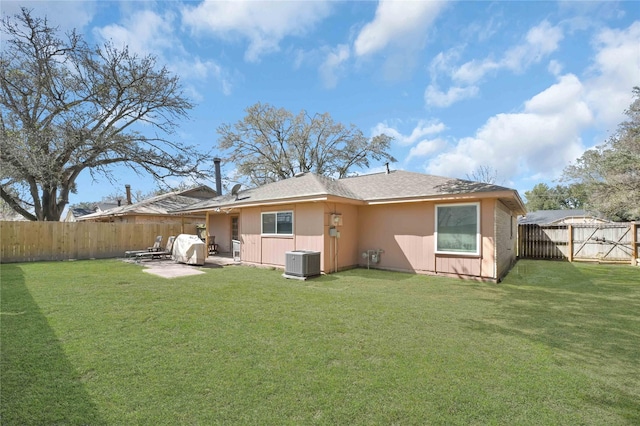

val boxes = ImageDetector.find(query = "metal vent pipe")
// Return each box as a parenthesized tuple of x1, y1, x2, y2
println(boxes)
(214, 158, 222, 195)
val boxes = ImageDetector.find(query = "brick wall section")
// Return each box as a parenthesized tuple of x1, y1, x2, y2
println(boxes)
(495, 201, 517, 280)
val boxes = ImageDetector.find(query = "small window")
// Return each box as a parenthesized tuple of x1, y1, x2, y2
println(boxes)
(435, 203, 480, 255)
(261, 211, 293, 235)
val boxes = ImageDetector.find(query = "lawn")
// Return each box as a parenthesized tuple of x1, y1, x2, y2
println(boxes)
(1, 259, 639, 425)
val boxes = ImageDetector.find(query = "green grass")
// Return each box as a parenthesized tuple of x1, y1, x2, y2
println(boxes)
(1, 260, 639, 425)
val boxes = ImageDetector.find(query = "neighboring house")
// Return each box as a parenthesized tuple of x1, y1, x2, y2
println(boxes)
(0, 211, 28, 221)
(78, 186, 217, 230)
(177, 171, 527, 282)
(64, 202, 120, 222)
(518, 209, 610, 225)
(64, 207, 95, 222)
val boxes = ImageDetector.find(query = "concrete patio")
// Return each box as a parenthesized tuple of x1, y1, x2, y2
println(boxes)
(125, 252, 240, 279)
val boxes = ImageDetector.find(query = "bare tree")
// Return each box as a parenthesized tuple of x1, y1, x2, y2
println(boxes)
(465, 165, 499, 184)
(0, 9, 212, 220)
(217, 102, 396, 186)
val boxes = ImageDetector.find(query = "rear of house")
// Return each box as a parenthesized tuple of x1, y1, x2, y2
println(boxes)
(178, 171, 526, 281)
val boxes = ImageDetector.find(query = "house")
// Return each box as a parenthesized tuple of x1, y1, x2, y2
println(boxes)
(518, 209, 610, 225)
(0, 211, 28, 221)
(78, 186, 217, 231)
(63, 202, 120, 222)
(177, 171, 526, 282)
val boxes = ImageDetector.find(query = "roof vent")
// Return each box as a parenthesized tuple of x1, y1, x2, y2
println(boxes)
(294, 172, 305, 178)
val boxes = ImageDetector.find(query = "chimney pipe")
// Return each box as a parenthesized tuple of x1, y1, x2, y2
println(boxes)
(125, 184, 132, 205)
(117, 199, 122, 207)
(214, 158, 222, 195)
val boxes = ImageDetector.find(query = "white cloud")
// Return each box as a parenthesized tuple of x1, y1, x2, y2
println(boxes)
(425, 20, 564, 109)
(425, 74, 592, 180)
(181, 0, 333, 62)
(1, 1, 96, 32)
(94, 9, 232, 94)
(407, 138, 447, 162)
(452, 59, 499, 85)
(424, 21, 639, 185)
(372, 120, 446, 146)
(319, 44, 351, 89)
(354, 0, 446, 57)
(504, 20, 563, 71)
(584, 22, 640, 129)
(547, 59, 563, 76)
(428, 48, 463, 81)
(452, 20, 564, 85)
(425, 84, 479, 107)
(172, 58, 233, 95)
(525, 73, 584, 114)
(95, 9, 175, 56)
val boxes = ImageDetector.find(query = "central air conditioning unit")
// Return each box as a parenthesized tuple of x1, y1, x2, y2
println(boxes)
(284, 250, 321, 279)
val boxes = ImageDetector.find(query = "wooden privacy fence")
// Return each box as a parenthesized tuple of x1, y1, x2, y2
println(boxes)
(0, 221, 196, 263)
(518, 223, 639, 264)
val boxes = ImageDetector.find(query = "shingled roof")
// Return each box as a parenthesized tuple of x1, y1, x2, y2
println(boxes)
(78, 186, 217, 220)
(177, 171, 526, 215)
(517, 209, 609, 225)
(339, 170, 514, 201)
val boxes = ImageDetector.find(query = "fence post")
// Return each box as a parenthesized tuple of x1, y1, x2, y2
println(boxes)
(632, 222, 637, 266)
(567, 224, 573, 262)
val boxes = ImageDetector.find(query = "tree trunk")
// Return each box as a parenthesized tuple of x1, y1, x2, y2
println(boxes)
(41, 187, 63, 221)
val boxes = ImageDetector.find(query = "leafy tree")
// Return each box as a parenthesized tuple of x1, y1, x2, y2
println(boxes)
(524, 183, 587, 211)
(563, 87, 640, 221)
(217, 102, 396, 186)
(0, 9, 211, 221)
(525, 183, 562, 211)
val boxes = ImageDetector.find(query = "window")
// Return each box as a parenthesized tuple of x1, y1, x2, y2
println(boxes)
(261, 211, 293, 235)
(435, 203, 480, 255)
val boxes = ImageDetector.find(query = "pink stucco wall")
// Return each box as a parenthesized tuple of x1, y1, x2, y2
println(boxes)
(323, 203, 360, 273)
(355, 199, 497, 279)
(356, 202, 434, 273)
(228, 197, 505, 280)
(237, 203, 326, 270)
(208, 214, 232, 252)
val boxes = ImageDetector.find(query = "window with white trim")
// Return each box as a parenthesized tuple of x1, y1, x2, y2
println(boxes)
(435, 203, 480, 255)
(261, 211, 293, 235)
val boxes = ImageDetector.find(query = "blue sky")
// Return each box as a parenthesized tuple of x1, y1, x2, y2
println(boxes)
(5, 1, 640, 206)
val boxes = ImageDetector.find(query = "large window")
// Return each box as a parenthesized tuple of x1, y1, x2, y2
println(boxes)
(435, 203, 480, 255)
(261, 211, 293, 235)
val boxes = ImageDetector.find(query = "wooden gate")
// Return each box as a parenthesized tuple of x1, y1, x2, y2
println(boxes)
(518, 223, 639, 264)
(572, 224, 634, 262)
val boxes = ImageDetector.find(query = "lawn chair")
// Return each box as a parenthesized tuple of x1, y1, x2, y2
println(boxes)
(208, 235, 219, 255)
(135, 236, 175, 262)
(125, 235, 162, 258)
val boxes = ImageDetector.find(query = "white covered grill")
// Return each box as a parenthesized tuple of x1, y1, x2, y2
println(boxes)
(172, 234, 205, 266)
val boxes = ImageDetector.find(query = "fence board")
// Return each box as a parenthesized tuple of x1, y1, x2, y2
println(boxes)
(518, 223, 638, 264)
(0, 221, 194, 263)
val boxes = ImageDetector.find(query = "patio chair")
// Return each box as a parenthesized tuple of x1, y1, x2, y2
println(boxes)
(208, 235, 219, 255)
(135, 236, 175, 262)
(125, 235, 162, 258)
